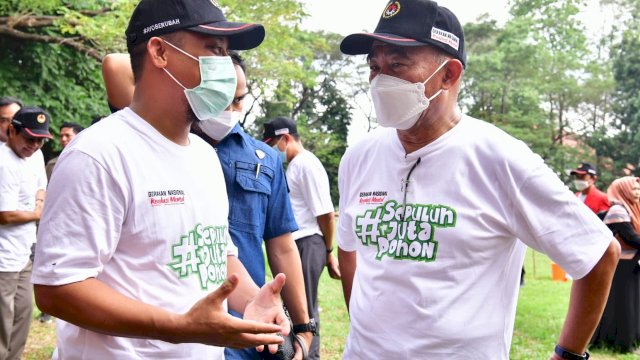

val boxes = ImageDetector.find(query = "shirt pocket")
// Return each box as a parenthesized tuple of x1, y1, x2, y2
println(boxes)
(229, 161, 274, 227)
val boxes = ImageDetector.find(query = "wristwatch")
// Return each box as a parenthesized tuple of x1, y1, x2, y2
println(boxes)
(554, 345, 589, 360)
(293, 318, 318, 336)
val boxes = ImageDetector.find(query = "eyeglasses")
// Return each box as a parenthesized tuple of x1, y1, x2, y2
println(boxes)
(399, 157, 421, 222)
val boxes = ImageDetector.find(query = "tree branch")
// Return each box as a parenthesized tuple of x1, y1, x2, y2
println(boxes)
(0, 8, 110, 28)
(0, 25, 102, 61)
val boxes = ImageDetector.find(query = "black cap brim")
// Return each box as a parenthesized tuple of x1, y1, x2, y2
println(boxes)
(340, 32, 428, 55)
(187, 22, 265, 50)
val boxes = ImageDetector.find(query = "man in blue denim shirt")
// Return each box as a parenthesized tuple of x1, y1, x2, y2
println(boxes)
(192, 53, 313, 360)
(101, 51, 312, 359)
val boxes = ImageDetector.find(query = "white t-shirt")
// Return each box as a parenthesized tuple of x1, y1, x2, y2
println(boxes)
(337, 116, 612, 359)
(287, 149, 334, 240)
(32, 108, 237, 360)
(0, 145, 46, 271)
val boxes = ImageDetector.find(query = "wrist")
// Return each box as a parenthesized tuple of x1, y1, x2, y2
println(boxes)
(554, 344, 589, 360)
(293, 318, 317, 336)
(326, 246, 334, 254)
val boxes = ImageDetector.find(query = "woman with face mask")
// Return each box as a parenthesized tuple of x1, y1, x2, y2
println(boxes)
(591, 176, 640, 353)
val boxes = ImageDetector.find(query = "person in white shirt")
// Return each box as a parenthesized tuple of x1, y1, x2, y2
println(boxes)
(336, 1, 620, 359)
(0, 106, 51, 360)
(264, 116, 341, 360)
(31, 1, 292, 359)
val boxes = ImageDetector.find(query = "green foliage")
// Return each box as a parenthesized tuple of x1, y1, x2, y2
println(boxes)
(0, 0, 135, 157)
(461, 0, 608, 181)
(0, 37, 107, 157)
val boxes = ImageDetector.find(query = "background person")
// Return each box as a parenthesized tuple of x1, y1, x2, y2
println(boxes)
(45, 122, 84, 180)
(264, 117, 341, 360)
(31, 0, 291, 358)
(336, 1, 619, 359)
(0, 97, 23, 144)
(0, 106, 51, 360)
(570, 162, 610, 217)
(591, 176, 640, 352)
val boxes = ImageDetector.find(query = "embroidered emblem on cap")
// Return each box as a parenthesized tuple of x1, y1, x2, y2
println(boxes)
(36, 114, 46, 124)
(274, 128, 290, 136)
(382, 1, 401, 19)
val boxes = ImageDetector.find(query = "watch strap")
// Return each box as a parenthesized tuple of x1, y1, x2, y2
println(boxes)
(293, 318, 317, 336)
(554, 345, 589, 360)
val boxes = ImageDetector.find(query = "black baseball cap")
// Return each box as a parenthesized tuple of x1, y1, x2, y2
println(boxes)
(11, 106, 53, 139)
(570, 162, 597, 176)
(263, 117, 297, 143)
(126, 0, 265, 50)
(340, 0, 466, 67)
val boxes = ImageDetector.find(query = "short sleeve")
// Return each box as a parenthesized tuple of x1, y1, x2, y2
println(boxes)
(263, 155, 298, 240)
(507, 157, 612, 280)
(603, 204, 630, 224)
(298, 155, 334, 217)
(32, 150, 127, 285)
(337, 150, 356, 251)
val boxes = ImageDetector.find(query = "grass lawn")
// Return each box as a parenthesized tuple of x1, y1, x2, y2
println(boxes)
(23, 249, 640, 359)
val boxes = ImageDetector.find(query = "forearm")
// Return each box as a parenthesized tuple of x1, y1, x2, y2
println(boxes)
(557, 239, 620, 354)
(34, 279, 182, 342)
(0, 190, 46, 225)
(226, 255, 260, 315)
(317, 212, 336, 252)
(0, 209, 41, 225)
(265, 234, 309, 324)
(338, 248, 356, 312)
(102, 53, 135, 109)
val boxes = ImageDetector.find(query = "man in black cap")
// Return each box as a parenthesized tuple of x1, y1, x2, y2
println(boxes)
(336, 1, 619, 359)
(264, 117, 341, 360)
(570, 162, 610, 216)
(0, 106, 51, 360)
(32, 1, 291, 359)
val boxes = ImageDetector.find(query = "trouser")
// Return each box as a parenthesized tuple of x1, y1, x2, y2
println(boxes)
(0, 261, 33, 360)
(296, 234, 326, 360)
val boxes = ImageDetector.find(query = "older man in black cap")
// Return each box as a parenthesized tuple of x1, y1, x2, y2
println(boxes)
(0, 106, 51, 360)
(32, 1, 291, 359)
(336, 1, 619, 359)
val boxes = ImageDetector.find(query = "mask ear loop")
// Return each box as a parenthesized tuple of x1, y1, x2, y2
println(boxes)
(163, 68, 188, 90)
(161, 39, 198, 91)
(422, 59, 450, 101)
(163, 39, 199, 62)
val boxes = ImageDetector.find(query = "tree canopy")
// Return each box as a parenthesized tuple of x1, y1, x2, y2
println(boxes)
(1, 0, 640, 195)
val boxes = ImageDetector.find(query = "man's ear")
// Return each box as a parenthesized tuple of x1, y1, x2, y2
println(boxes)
(441, 59, 463, 90)
(8, 124, 17, 138)
(147, 37, 169, 69)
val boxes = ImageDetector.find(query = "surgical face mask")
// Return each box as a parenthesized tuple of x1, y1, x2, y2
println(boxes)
(370, 60, 450, 130)
(271, 138, 287, 164)
(198, 110, 242, 141)
(573, 180, 590, 191)
(162, 40, 237, 120)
